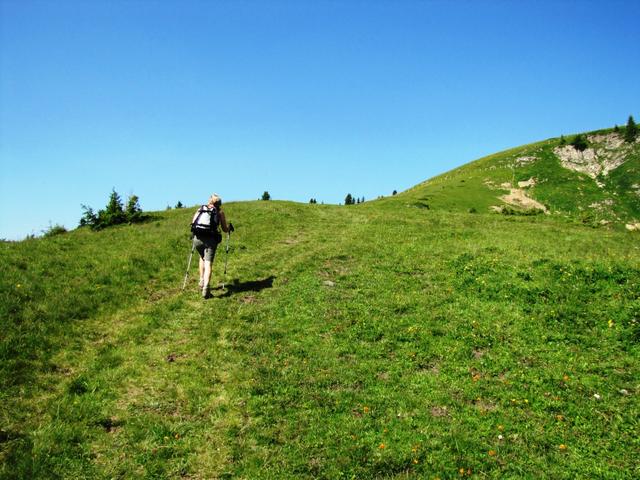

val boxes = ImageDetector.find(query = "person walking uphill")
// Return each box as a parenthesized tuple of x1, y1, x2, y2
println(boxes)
(190, 194, 233, 298)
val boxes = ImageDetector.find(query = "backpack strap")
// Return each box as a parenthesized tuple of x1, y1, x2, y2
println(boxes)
(192, 205, 207, 227)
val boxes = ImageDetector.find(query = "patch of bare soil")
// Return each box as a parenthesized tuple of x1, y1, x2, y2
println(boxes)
(430, 406, 449, 417)
(472, 348, 485, 360)
(471, 398, 497, 413)
(517, 177, 536, 188)
(240, 295, 257, 304)
(499, 188, 548, 213)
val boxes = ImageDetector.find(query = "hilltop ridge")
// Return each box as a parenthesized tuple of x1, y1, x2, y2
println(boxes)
(391, 126, 640, 229)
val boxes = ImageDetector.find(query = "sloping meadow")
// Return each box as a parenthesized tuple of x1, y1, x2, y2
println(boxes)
(1, 199, 639, 478)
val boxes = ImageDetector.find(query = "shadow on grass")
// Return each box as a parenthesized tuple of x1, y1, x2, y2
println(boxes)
(216, 276, 276, 297)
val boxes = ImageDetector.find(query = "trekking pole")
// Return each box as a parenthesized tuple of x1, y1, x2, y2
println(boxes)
(222, 230, 231, 290)
(181, 241, 195, 290)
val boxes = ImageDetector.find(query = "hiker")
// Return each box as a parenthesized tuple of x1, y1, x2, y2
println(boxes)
(191, 194, 233, 298)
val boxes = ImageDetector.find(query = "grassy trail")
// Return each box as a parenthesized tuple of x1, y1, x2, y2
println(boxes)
(2, 202, 639, 478)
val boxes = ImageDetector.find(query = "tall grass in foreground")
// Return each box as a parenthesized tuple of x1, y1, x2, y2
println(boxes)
(1, 201, 639, 478)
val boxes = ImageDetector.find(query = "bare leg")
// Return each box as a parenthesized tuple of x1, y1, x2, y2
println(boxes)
(202, 260, 212, 297)
(203, 260, 212, 288)
(199, 257, 205, 287)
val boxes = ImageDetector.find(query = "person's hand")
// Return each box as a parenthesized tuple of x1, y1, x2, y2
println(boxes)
(229, 223, 235, 232)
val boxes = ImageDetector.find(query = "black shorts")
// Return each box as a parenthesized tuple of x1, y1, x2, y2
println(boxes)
(193, 234, 219, 262)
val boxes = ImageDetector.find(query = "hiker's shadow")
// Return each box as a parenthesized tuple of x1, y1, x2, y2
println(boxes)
(216, 275, 276, 298)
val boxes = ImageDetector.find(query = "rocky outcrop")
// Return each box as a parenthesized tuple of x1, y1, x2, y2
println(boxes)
(554, 133, 636, 180)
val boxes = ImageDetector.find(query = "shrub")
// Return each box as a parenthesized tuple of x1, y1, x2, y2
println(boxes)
(570, 134, 589, 152)
(43, 224, 67, 237)
(344, 193, 354, 205)
(261, 191, 271, 201)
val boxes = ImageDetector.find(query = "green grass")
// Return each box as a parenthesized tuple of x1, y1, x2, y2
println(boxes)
(395, 130, 640, 225)
(2, 198, 639, 479)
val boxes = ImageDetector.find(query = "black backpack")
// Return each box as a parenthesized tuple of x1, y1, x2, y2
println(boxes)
(191, 205, 220, 236)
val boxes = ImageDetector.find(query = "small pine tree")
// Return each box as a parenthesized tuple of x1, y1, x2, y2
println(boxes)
(625, 115, 637, 143)
(570, 134, 589, 152)
(100, 189, 126, 227)
(125, 195, 142, 223)
(175, 201, 184, 209)
(345, 193, 353, 205)
(614, 124, 619, 133)
(392, 190, 397, 196)
(79, 204, 97, 227)
(262, 191, 271, 201)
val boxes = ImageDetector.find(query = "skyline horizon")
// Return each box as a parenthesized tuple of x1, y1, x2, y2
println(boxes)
(2, 0, 639, 240)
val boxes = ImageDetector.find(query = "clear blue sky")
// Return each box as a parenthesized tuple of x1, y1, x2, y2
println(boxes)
(1, 0, 639, 239)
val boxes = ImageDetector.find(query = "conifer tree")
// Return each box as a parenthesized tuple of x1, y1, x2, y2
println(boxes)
(79, 205, 97, 227)
(345, 193, 353, 205)
(79, 189, 145, 230)
(625, 115, 637, 143)
(262, 191, 271, 201)
(100, 189, 126, 227)
(125, 195, 142, 223)
(570, 134, 588, 152)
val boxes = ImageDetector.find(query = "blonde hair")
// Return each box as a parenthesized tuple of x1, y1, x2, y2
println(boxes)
(208, 193, 222, 208)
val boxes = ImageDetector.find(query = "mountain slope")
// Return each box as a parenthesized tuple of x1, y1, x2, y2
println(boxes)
(2, 130, 640, 478)
(392, 128, 640, 227)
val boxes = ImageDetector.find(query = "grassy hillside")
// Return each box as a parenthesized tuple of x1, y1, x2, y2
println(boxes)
(2, 195, 639, 478)
(394, 128, 640, 226)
